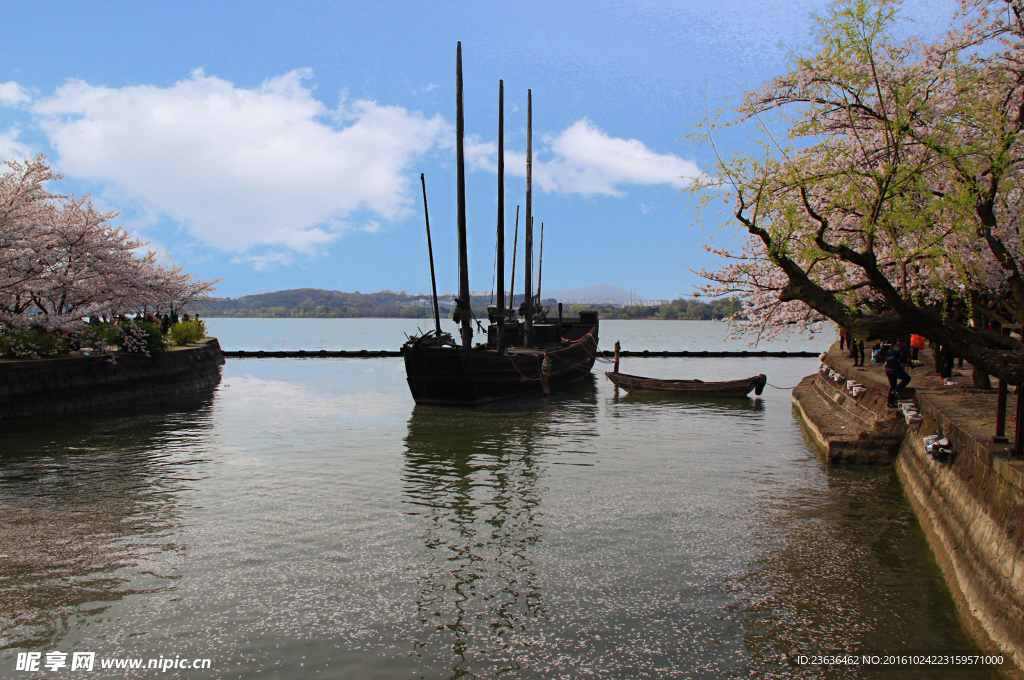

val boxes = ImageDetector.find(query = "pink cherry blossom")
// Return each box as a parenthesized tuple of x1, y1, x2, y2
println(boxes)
(689, 0, 1024, 383)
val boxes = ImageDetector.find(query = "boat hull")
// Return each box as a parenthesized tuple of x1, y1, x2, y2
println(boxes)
(403, 327, 599, 406)
(605, 372, 767, 397)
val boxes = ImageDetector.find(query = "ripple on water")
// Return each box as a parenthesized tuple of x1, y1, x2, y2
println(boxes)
(0, 353, 999, 679)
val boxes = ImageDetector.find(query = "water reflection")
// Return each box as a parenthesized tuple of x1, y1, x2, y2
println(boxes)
(735, 465, 1001, 679)
(401, 380, 598, 678)
(0, 395, 215, 651)
(611, 389, 765, 412)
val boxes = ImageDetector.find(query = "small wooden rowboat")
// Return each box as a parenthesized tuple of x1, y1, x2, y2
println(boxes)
(605, 372, 767, 397)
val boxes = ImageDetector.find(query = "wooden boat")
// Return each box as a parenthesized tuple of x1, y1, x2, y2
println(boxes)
(403, 316, 599, 406)
(605, 371, 767, 397)
(402, 45, 598, 406)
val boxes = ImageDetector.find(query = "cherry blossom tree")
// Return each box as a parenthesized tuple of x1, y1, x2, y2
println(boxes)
(0, 154, 219, 348)
(690, 0, 1024, 383)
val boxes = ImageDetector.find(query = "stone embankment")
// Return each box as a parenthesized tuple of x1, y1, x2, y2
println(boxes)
(0, 338, 224, 420)
(794, 345, 1024, 676)
(792, 358, 908, 464)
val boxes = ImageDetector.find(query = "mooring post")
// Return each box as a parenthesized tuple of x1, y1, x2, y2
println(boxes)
(541, 355, 551, 397)
(1016, 387, 1024, 459)
(995, 380, 1008, 443)
(613, 341, 620, 374)
(997, 325, 1022, 450)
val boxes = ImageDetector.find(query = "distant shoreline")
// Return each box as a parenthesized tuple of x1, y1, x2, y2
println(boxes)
(200, 288, 742, 321)
(200, 314, 736, 321)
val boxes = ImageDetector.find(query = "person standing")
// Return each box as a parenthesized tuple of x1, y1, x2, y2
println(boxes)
(910, 333, 925, 362)
(839, 326, 849, 350)
(940, 344, 956, 385)
(885, 338, 912, 407)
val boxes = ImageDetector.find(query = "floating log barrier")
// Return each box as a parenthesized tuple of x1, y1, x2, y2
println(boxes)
(221, 349, 819, 359)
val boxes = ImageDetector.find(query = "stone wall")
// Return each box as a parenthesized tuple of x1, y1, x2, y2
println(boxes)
(795, 346, 1024, 676)
(897, 392, 1024, 676)
(0, 338, 224, 420)
(791, 358, 907, 464)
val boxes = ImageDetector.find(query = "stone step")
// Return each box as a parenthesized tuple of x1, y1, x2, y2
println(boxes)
(793, 375, 904, 464)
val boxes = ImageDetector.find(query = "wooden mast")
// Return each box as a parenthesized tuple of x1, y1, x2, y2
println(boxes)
(496, 80, 505, 313)
(456, 42, 471, 349)
(524, 89, 533, 347)
(420, 173, 441, 334)
(536, 221, 543, 308)
(495, 80, 505, 351)
(509, 205, 519, 313)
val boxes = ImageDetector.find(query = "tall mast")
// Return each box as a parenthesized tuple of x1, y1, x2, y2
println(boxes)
(536, 221, 543, 306)
(456, 42, 471, 349)
(496, 80, 505, 313)
(523, 89, 533, 346)
(420, 173, 441, 334)
(509, 205, 519, 312)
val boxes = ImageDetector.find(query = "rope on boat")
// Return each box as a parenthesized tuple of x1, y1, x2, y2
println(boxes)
(561, 332, 616, 364)
(547, 351, 596, 373)
(507, 353, 544, 381)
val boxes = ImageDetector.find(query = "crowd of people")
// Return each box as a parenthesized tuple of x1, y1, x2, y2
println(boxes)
(836, 294, 1014, 407)
(86, 311, 199, 336)
(840, 334, 998, 409)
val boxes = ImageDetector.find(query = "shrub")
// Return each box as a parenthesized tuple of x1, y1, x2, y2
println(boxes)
(79, 322, 120, 351)
(118, 320, 165, 356)
(169, 319, 205, 346)
(0, 326, 69, 357)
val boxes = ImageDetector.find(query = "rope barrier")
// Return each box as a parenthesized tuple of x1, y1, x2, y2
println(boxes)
(766, 382, 800, 390)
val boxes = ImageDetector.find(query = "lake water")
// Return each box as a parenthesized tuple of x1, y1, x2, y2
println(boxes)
(202, 317, 829, 353)
(0, 320, 997, 679)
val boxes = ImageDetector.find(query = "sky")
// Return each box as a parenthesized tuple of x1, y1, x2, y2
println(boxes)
(0, 0, 959, 300)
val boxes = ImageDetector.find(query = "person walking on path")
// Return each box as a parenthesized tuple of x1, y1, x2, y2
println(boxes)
(839, 326, 849, 350)
(853, 339, 865, 366)
(848, 335, 861, 364)
(885, 338, 912, 407)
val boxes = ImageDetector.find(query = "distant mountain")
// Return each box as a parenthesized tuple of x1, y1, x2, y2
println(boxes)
(200, 285, 687, 319)
(201, 288, 423, 318)
(540, 284, 635, 303)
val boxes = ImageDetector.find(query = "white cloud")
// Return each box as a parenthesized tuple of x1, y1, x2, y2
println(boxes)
(504, 119, 701, 196)
(0, 128, 31, 161)
(32, 70, 449, 254)
(14, 70, 699, 269)
(231, 251, 296, 271)
(0, 81, 31, 106)
(464, 135, 497, 173)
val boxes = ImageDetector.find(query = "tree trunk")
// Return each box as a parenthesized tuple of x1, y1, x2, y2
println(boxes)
(973, 367, 992, 390)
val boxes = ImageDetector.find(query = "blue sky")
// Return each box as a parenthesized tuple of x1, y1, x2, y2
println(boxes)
(0, 0, 956, 299)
